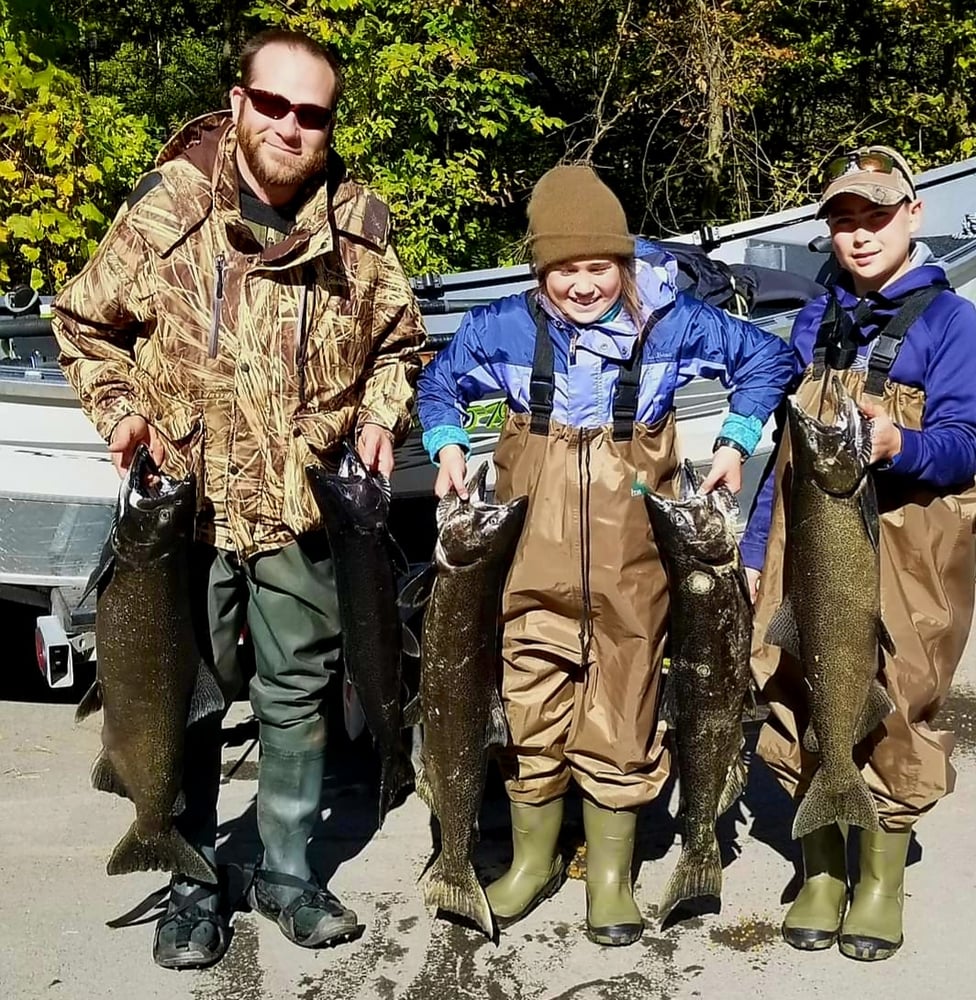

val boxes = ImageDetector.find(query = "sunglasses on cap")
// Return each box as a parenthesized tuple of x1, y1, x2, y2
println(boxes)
(821, 150, 916, 197)
(242, 87, 334, 131)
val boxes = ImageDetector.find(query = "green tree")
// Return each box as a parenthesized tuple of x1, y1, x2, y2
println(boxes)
(0, 27, 156, 289)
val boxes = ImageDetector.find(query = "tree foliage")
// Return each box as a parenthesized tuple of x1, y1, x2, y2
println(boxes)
(0, 23, 156, 289)
(3, 0, 976, 288)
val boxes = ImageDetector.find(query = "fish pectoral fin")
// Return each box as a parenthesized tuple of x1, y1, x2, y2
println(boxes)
(386, 532, 410, 575)
(764, 596, 800, 659)
(487, 688, 509, 748)
(397, 562, 436, 610)
(802, 722, 820, 754)
(75, 680, 103, 723)
(401, 624, 421, 659)
(877, 618, 896, 657)
(854, 680, 896, 744)
(716, 752, 747, 817)
(187, 664, 225, 726)
(77, 527, 117, 606)
(90, 751, 129, 798)
(402, 694, 423, 728)
(859, 481, 881, 551)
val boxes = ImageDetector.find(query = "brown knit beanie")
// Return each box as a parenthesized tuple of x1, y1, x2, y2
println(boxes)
(527, 164, 634, 272)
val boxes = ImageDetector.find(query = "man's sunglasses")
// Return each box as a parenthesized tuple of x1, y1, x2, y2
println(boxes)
(242, 87, 334, 131)
(822, 150, 915, 197)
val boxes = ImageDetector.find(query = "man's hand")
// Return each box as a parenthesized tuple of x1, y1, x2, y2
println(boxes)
(108, 414, 165, 478)
(357, 423, 396, 477)
(744, 567, 761, 604)
(434, 445, 468, 499)
(859, 398, 903, 465)
(700, 445, 744, 495)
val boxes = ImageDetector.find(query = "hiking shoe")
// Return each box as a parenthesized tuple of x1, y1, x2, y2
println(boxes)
(248, 869, 360, 948)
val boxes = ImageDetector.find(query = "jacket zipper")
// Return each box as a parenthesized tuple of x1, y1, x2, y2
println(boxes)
(208, 253, 226, 358)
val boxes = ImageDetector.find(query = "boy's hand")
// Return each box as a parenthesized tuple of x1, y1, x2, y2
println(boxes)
(700, 445, 744, 495)
(859, 399, 903, 464)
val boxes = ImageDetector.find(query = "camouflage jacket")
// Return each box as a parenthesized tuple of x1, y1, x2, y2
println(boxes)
(53, 113, 426, 557)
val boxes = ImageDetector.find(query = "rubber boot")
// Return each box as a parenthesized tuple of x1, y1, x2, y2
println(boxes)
(485, 798, 565, 927)
(839, 829, 911, 961)
(248, 717, 359, 948)
(153, 715, 230, 970)
(582, 799, 643, 946)
(782, 822, 848, 951)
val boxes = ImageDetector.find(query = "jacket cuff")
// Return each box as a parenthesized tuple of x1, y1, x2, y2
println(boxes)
(889, 426, 919, 474)
(96, 397, 143, 444)
(422, 425, 471, 465)
(717, 412, 763, 457)
(738, 536, 767, 572)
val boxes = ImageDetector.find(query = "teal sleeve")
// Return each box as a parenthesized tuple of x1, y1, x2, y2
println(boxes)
(422, 425, 471, 465)
(718, 412, 763, 456)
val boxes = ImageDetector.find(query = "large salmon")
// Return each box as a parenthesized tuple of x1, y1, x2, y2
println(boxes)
(644, 461, 753, 921)
(307, 444, 414, 827)
(414, 465, 528, 937)
(766, 375, 895, 839)
(77, 445, 223, 881)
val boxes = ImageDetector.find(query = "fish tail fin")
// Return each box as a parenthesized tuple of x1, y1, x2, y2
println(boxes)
(106, 823, 217, 884)
(378, 747, 415, 828)
(792, 767, 879, 839)
(422, 854, 493, 937)
(658, 841, 723, 923)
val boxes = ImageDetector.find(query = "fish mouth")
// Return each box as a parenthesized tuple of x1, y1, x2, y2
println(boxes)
(789, 376, 872, 485)
(122, 444, 190, 512)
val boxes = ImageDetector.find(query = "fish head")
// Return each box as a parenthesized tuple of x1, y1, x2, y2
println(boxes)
(114, 444, 196, 559)
(307, 443, 391, 532)
(788, 376, 872, 495)
(435, 463, 529, 567)
(644, 460, 739, 563)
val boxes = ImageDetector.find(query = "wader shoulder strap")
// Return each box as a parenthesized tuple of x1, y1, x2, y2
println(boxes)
(864, 284, 946, 395)
(526, 294, 657, 439)
(527, 294, 555, 435)
(812, 294, 872, 376)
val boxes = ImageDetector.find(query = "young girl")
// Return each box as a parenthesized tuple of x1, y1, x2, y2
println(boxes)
(416, 164, 792, 945)
(742, 145, 976, 961)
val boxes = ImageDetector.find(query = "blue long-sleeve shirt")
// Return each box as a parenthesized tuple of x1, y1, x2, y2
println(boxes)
(417, 241, 793, 461)
(740, 264, 976, 571)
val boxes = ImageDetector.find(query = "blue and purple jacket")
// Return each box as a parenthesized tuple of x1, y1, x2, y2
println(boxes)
(417, 240, 793, 462)
(740, 263, 976, 571)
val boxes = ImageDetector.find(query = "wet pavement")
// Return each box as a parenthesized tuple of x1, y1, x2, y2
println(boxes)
(1, 597, 975, 999)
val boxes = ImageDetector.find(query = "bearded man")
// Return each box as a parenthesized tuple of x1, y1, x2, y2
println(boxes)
(53, 29, 425, 968)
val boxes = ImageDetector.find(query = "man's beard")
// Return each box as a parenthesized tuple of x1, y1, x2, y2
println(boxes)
(236, 120, 327, 190)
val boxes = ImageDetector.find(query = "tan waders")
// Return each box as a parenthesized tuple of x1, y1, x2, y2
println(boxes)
(781, 824, 847, 950)
(752, 294, 976, 959)
(489, 303, 676, 944)
(582, 800, 643, 946)
(839, 829, 911, 961)
(485, 798, 565, 926)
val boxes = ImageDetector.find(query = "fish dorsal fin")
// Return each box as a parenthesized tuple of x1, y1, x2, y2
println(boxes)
(486, 687, 509, 748)
(716, 749, 747, 818)
(187, 664, 225, 725)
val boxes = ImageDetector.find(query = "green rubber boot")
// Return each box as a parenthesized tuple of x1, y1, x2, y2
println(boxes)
(782, 822, 848, 951)
(248, 718, 359, 948)
(582, 799, 643, 946)
(839, 829, 911, 961)
(485, 798, 565, 927)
